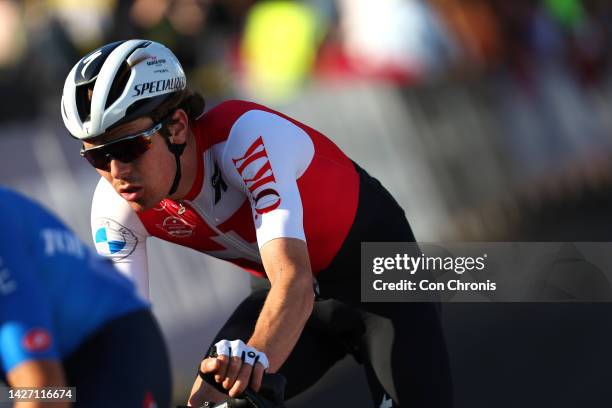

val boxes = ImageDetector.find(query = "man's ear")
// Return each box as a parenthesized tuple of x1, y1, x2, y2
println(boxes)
(168, 109, 189, 144)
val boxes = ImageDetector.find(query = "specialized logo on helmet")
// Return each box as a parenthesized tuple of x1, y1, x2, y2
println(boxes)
(232, 136, 281, 216)
(156, 216, 195, 238)
(133, 76, 186, 97)
(94, 218, 138, 260)
(22, 328, 52, 353)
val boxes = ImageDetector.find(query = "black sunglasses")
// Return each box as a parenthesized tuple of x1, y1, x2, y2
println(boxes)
(80, 122, 163, 170)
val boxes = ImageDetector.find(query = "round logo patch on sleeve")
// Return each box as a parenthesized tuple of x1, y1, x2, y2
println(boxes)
(93, 218, 138, 260)
(22, 328, 52, 353)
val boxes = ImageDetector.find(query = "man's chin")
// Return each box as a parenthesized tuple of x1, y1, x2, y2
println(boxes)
(127, 199, 155, 213)
(128, 202, 147, 213)
(117, 189, 162, 212)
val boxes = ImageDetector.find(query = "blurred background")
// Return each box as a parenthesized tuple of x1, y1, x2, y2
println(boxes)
(2, 0, 612, 406)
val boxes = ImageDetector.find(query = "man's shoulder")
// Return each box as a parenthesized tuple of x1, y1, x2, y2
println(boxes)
(202, 99, 271, 120)
(195, 100, 284, 141)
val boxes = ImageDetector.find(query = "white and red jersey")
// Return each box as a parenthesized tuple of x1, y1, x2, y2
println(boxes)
(91, 100, 360, 299)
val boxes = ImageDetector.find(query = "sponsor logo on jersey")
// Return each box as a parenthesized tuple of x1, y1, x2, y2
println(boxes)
(133, 76, 185, 97)
(212, 161, 228, 204)
(0, 256, 17, 296)
(232, 136, 281, 215)
(142, 391, 157, 408)
(22, 328, 52, 353)
(156, 216, 195, 238)
(40, 229, 86, 259)
(94, 218, 138, 260)
(152, 200, 168, 211)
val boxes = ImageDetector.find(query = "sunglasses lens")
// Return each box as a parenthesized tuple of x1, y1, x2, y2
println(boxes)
(107, 136, 152, 162)
(83, 150, 111, 170)
(83, 135, 152, 170)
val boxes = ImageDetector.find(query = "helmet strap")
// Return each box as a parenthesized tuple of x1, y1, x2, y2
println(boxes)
(164, 138, 187, 196)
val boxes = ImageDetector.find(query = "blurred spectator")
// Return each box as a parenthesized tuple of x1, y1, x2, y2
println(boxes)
(544, 0, 584, 29)
(431, 0, 503, 70)
(43, 0, 115, 52)
(337, 0, 457, 83)
(0, 1, 36, 121)
(0, 0, 26, 68)
(239, 0, 322, 103)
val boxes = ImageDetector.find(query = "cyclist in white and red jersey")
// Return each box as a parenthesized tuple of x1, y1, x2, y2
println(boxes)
(61, 39, 452, 408)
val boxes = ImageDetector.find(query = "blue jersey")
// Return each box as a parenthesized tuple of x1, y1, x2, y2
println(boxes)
(0, 188, 147, 377)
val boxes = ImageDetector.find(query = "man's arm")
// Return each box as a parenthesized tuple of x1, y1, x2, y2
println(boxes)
(249, 237, 314, 369)
(0, 207, 67, 408)
(7, 360, 70, 408)
(188, 238, 314, 404)
(226, 238, 314, 396)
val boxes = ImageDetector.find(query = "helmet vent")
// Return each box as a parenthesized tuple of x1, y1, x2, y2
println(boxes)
(105, 61, 131, 109)
(75, 82, 94, 122)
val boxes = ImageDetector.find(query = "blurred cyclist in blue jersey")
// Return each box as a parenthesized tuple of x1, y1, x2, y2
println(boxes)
(0, 187, 171, 408)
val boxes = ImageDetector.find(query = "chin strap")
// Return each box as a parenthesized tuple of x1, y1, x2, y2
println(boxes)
(164, 138, 187, 196)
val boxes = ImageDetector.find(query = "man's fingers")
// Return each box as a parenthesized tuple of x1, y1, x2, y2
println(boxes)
(250, 362, 265, 392)
(214, 354, 230, 383)
(229, 363, 254, 397)
(223, 356, 243, 389)
(188, 375, 228, 405)
(199, 357, 220, 374)
(187, 376, 205, 407)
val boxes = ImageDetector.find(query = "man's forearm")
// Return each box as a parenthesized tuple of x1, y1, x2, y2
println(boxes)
(247, 272, 314, 372)
(195, 238, 314, 399)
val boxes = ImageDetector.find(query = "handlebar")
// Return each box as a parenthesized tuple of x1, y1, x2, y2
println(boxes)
(177, 372, 286, 408)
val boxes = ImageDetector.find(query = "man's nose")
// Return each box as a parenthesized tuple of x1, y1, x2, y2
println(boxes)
(109, 158, 132, 179)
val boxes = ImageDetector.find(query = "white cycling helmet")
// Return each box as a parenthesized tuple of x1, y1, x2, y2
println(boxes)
(61, 39, 186, 140)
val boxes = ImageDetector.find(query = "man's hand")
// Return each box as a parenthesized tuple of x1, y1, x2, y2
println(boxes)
(187, 346, 267, 405)
(187, 359, 226, 406)
(216, 342, 267, 397)
(210, 339, 268, 397)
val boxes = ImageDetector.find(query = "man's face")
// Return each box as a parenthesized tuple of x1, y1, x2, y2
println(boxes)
(82, 117, 176, 212)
